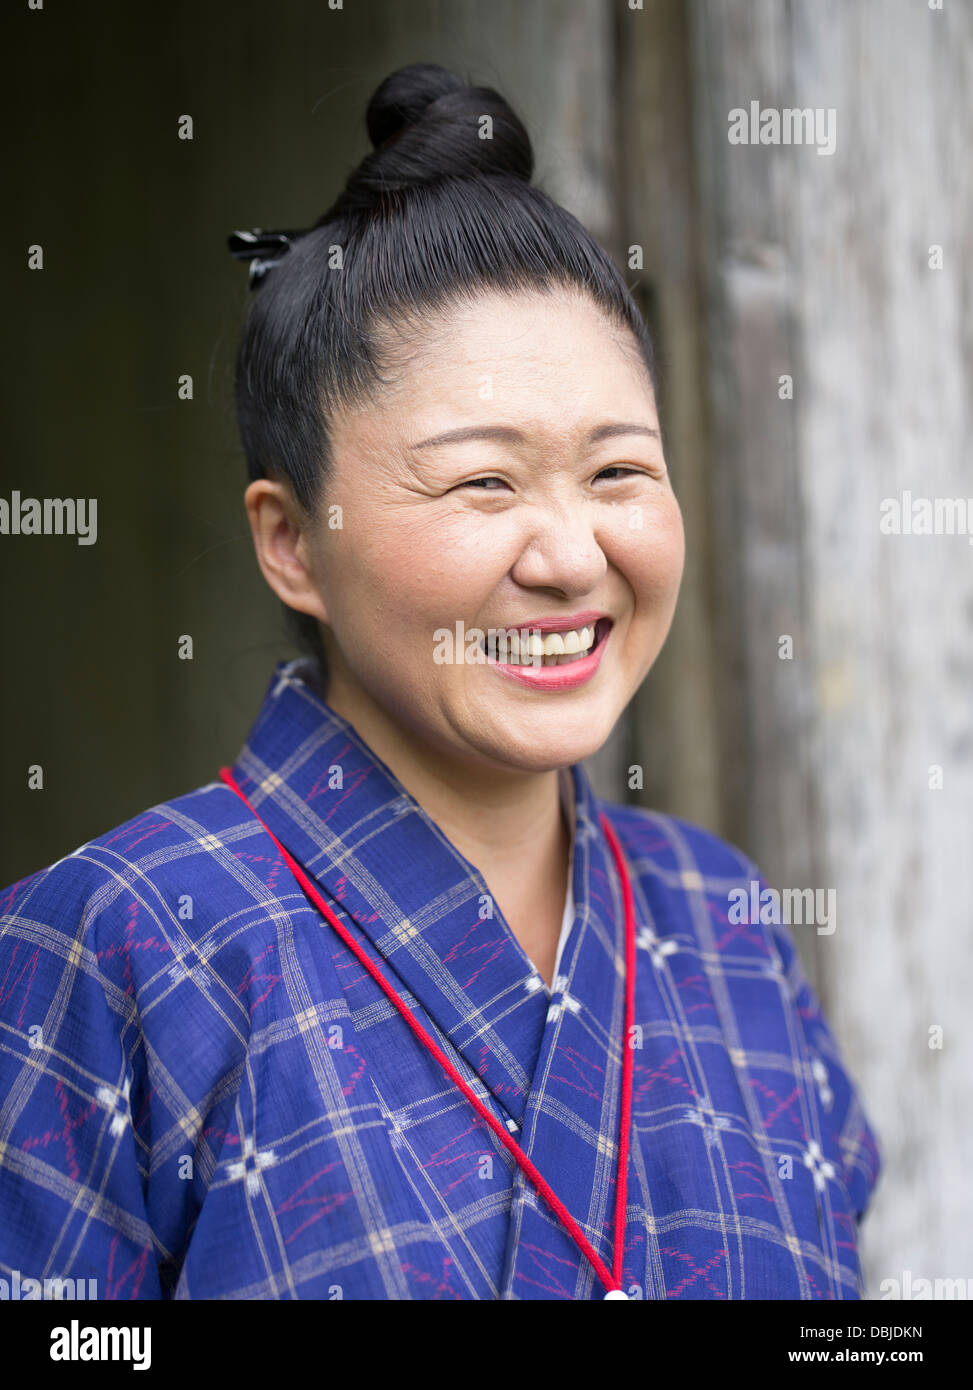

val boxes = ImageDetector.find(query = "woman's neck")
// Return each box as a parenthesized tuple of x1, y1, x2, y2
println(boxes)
(323, 679, 572, 984)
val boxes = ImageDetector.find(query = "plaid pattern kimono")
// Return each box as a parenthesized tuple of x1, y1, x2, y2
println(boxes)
(0, 658, 881, 1300)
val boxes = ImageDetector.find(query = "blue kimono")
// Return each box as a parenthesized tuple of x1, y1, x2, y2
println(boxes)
(0, 658, 880, 1299)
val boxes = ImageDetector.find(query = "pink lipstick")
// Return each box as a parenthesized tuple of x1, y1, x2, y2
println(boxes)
(484, 617, 614, 691)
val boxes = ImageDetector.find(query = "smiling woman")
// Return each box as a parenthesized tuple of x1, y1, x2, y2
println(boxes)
(250, 288, 683, 769)
(0, 62, 880, 1301)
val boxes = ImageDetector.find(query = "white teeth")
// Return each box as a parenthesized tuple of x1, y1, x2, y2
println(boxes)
(483, 622, 600, 665)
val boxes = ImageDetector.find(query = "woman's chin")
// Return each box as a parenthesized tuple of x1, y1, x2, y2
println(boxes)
(475, 709, 622, 773)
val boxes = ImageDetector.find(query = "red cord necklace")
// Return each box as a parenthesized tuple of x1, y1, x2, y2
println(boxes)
(219, 765, 636, 1299)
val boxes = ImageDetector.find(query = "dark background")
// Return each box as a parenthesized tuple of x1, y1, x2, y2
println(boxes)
(5, 0, 649, 879)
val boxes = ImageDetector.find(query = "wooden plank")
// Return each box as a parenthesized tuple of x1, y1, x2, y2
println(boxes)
(616, 0, 724, 830)
(688, 0, 973, 1287)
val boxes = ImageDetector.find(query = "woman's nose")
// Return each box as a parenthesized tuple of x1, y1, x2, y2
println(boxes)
(508, 505, 609, 595)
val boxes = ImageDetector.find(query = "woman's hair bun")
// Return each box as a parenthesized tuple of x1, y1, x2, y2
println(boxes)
(323, 63, 533, 218)
(365, 63, 468, 150)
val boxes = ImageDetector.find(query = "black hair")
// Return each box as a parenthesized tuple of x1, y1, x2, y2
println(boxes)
(231, 62, 657, 689)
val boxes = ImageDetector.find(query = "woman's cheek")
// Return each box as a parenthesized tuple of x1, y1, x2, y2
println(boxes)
(332, 520, 501, 680)
(406, 514, 525, 616)
(607, 494, 685, 601)
(327, 510, 439, 618)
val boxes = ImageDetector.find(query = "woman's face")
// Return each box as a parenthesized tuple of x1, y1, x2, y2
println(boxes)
(298, 287, 684, 774)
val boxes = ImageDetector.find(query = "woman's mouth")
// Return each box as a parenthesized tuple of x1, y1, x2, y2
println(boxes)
(481, 619, 607, 665)
(479, 618, 614, 690)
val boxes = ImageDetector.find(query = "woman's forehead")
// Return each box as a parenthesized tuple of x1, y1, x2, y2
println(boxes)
(338, 290, 655, 435)
(373, 284, 635, 357)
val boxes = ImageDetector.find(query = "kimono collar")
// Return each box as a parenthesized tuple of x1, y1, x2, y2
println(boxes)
(225, 658, 627, 1132)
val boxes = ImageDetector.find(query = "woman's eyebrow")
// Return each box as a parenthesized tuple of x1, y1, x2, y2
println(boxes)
(411, 422, 660, 449)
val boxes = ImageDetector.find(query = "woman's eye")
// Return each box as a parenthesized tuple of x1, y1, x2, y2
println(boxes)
(595, 466, 643, 481)
(457, 477, 509, 490)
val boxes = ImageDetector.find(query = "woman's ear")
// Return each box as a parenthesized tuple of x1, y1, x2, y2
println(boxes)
(244, 479, 330, 624)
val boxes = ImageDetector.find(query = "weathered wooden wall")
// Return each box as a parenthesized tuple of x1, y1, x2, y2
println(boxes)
(674, 0, 972, 1292)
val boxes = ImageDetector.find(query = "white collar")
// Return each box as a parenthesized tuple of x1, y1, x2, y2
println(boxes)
(551, 768, 577, 985)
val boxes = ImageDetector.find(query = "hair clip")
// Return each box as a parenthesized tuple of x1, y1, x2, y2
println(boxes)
(227, 228, 302, 288)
